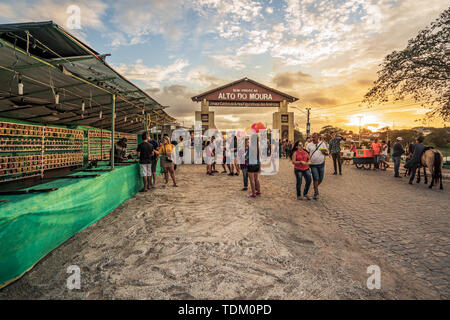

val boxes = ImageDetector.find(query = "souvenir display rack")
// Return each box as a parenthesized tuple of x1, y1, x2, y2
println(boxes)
(0, 122, 44, 183)
(0, 121, 84, 183)
(114, 132, 138, 157)
(43, 127, 84, 170)
(87, 129, 112, 161)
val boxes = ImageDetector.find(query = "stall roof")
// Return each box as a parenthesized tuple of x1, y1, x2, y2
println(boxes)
(0, 21, 176, 133)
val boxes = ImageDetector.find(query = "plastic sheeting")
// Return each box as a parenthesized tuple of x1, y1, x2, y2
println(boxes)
(0, 164, 144, 288)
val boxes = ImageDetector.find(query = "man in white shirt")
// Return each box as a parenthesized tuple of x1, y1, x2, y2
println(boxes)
(306, 133, 328, 200)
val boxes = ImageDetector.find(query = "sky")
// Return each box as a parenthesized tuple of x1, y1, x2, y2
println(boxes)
(0, 0, 448, 133)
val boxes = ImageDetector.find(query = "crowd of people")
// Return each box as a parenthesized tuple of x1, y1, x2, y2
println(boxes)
(132, 128, 434, 199)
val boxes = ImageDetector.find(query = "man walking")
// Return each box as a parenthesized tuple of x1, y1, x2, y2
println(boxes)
(137, 132, 154, 191)
(392, 137, 405, 178)
(306, 133, 328, 200)
(406, 136, 426, 185)
(328, 132, 345, 175)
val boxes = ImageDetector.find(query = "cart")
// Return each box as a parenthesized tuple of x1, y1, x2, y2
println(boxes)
(353, 156, 374, 170)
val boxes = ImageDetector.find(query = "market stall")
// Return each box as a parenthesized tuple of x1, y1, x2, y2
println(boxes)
(0, 21, 176, 287)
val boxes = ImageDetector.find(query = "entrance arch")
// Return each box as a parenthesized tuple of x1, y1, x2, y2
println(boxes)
(191, 77, 299, 141)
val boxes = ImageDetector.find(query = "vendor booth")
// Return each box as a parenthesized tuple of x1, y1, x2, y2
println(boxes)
(0, 21, 177, 287)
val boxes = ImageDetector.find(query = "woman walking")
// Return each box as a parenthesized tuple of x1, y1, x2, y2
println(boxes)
(157, 136, 177, 187)
(292, 141, 312, 200)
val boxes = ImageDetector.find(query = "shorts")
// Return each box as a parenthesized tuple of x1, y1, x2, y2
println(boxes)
(310, 163, 325, 181)
(247, 164, 260, 173)
(140, 164, 152, 177)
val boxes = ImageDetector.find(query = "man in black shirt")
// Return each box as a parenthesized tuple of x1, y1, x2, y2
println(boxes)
(137, 132, 154, 191)
(392, 137, 405, 178)
(114, 138, 127, 163)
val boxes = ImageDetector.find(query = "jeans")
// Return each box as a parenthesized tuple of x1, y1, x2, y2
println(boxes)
(409, 163, 419, 182)
(242, 168, 248, 188)
(374, 155, 381, 169)
(393, 156, 401, 177)
(294, 168, 312, 197)
(331, 153, 342, 174)
(310, 163, 325, 182)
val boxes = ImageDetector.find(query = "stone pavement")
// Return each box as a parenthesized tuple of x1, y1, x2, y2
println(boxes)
(266, 157, 449, 298)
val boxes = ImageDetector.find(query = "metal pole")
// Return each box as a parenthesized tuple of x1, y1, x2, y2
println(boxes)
(111, 94, 116, 170)
(306, 108, 311, 138)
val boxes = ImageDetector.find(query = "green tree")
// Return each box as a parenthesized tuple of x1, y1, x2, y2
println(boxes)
(294, 129, 305, 143)
(424, 128, 450, 147)
(319, 125, 347, 141)
(363, 8, 450, 121)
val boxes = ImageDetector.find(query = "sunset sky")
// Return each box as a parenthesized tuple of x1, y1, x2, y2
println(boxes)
(1, 0, 448, 132)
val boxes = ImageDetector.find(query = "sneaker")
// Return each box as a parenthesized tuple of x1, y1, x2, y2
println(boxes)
(235, 172, 239, 176)
(228, 173, 234, 176)
(313, 193, 319, 200)
(221, 170, 227, 174)
(297, 196, 303, 201)
(241, 187, 248, 191)
(339, 172, 342, 175)
(333, 172, 337, 175)
(304, 195, 311, 200)
(248, 194, 257, 198)
(256, 192, 261, 196)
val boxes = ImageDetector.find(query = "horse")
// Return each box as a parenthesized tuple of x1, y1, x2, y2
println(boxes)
(416, 149, 444, 190)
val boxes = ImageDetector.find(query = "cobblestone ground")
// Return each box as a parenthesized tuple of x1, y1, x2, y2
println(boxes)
(0, 159, 448, 299)
(263, 158, 449, 299)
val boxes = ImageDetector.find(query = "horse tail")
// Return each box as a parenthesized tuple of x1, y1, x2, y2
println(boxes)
(433, 151, 442, 184)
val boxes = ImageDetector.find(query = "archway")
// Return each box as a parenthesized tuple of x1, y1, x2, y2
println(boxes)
(191, 77, 298, 141)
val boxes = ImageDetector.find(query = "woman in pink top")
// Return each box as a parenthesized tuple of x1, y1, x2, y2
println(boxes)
(292, 141, 312, 200)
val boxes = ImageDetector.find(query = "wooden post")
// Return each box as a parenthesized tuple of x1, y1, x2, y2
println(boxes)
(111, 94, 116, 169)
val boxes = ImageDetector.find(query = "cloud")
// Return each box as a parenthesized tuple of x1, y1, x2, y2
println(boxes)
(210, 55, 245, 70)
(113, 59, 190, 88)
(272, 70, 314, 89)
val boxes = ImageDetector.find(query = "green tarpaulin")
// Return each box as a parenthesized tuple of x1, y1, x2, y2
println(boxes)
(0, 163, 149, 288)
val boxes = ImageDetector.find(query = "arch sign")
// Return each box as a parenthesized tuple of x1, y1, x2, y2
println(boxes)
(192, 77, 299, 142)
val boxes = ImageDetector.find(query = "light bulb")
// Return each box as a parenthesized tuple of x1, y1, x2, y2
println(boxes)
(18, 78, 24, 95)
(124, 116, 127, 122)
(55, 92, 60, 104)
(81, 101, 85, 112)
(99, 110, 103, 119)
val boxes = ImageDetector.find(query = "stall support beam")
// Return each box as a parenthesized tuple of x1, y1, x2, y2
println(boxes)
(111, 94, 116, 170)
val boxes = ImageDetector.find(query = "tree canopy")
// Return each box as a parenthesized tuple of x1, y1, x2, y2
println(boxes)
(363, 8, 450, 121)
(319, 125, 347, 141)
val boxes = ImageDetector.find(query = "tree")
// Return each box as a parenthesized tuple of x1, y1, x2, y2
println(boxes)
(294, 129, 305, 143)
(424, 128, 450, 148)
(363, 8, 450, 121)
(319, 125, 347, 141)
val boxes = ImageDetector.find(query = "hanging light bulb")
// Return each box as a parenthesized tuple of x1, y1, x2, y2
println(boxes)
(55, 91, 60, 104)
(124, 116, 127, 122)
(18, 76, 24, 96)
(99, 110, 103, 119)
(81, 100, 85, 113)
(131, 120, 134, 124)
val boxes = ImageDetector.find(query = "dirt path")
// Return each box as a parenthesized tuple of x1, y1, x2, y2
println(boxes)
(1, 159, 448, 299)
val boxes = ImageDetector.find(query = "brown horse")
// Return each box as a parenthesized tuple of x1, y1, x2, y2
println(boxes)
(417, 149, 444, 190)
